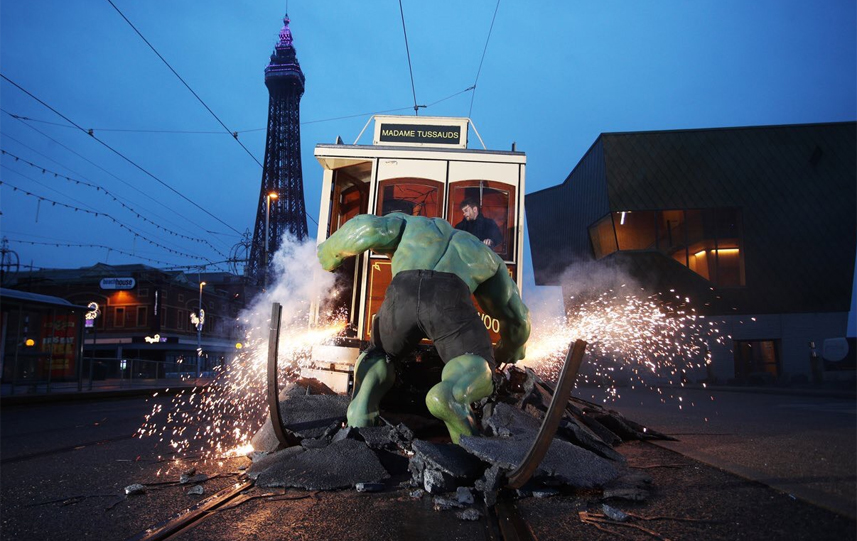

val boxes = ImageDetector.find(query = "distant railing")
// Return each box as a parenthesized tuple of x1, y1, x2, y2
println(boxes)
(1, 356, 215, 396)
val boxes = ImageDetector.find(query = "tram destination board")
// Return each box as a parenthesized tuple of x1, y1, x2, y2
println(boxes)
(373, 116, 468, 148)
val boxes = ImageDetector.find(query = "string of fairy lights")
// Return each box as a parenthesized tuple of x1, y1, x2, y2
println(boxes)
(0, 149, 227, 258)
(6, 239, 187, 268)
(0, 178, 216, 264)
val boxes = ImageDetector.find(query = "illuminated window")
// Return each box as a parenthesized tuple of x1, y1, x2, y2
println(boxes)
(589, 208, 745, 286)
(657, 210, 688, 266)
(447, 181, 514, 259)
(589, 214, 618, 259)
(614, 211, 656, 251)
(376, 178, 443, 218)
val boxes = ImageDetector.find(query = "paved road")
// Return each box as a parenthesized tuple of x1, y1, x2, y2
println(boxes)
(590, 386, 857, 518)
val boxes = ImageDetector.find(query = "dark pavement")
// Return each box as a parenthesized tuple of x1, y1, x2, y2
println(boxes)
(1, 387, 855, 540)
(597, 386, 857, 518)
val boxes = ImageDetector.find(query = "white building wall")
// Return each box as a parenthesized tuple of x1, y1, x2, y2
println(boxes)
(708, 312, 850, 382)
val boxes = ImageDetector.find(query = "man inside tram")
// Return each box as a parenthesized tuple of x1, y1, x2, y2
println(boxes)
(454, 197, 503, 249)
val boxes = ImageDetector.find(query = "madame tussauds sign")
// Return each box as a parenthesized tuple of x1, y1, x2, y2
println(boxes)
(379, 124, 461, 145)
(373, 116, 469, 148)
(100, 277, 136, 290)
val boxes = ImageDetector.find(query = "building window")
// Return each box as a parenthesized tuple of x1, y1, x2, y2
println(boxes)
(589, 214, 618, 259)
(114, 307, 125, 328)
(613, 211, 656, 251)
(590, 207, 745, 286)
(375, 178, 443, 218)
(734, 340, 780, 382)
(178, 294, 185, 303)
(139, 288, 148, 298)
(137, 306, 147, 327)
(447, 180, 515, 259)
(177, 310, 185, 331)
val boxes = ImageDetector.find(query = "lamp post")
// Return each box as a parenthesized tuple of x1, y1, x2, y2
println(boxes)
(265, 192, 278, 290)
(196, 281, 205, 377)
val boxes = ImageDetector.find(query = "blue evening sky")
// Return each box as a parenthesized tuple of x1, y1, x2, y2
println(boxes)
(1, 1, 855, 305)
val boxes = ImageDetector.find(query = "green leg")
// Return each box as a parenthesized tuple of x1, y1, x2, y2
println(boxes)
(347, 349, 395, 427)
(425, 354, 494, 444)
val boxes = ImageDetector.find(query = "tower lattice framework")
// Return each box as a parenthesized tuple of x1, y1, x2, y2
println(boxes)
(247, 14, 308, 286)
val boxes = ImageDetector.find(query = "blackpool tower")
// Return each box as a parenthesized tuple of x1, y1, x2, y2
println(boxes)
(246, 14, 308, 288)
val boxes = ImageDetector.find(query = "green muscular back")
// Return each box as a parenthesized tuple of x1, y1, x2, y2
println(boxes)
(318, 213, 531, 442)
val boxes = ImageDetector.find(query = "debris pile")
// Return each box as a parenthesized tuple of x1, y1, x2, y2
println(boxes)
(246, 367, 671, 517)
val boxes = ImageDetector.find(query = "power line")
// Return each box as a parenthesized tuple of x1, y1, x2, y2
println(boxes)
(0, 74, 242, 235)
(397, 0, 422, 116)
(0, 116, 236, 244)
(3, 85, 477, 134)
(0, 148, 227, 257)
(0, 178, 215, 263)
(469, 0, 501, 118)
(105, 0, 264, 169)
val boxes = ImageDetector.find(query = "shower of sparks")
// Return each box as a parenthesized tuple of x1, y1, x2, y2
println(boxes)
(523, 287, 730, 404)
(136, 311, 346, 464)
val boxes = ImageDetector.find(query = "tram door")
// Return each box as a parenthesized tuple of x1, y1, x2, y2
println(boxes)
(323, 161, 372, 339)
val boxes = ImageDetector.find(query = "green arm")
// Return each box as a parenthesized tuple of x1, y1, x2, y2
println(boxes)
(318, 214, 404, 271)
(473, 264, 531, 364)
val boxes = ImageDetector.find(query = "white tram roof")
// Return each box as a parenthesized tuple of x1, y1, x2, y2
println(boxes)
(315, 115, 525, 171)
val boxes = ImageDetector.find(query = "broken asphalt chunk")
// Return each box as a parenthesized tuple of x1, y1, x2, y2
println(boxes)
(456, 508, 482, 521)
(411, 439, 483, 480)
(459, 435, 619, 488)
(255, 439, 389, 490)
(432, 496, 465, 511)
(602, 503, 630, 522)
(456, 486, 474, 505)
(124, 484, 146, 496)
(355, 482, 385, 493)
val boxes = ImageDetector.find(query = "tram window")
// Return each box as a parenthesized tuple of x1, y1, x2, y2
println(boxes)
(448, 183, 514, 258)
(376, 178, 443, 217)
(329, 163, 370, 235)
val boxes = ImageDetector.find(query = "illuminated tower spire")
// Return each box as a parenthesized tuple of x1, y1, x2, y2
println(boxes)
(247, 14, 308, 287)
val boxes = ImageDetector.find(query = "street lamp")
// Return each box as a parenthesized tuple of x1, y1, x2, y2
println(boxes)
(195, 281, 206, 377)
(265, 192, 278, 290)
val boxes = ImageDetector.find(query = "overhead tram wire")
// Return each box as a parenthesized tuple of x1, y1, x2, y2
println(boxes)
(0, 74, 243, 236)
(469, 0, 501, 118)
(104, 1, 319, 229)
(397, 0, 421, 116)
(2, 114, 223, 134)
(3, 84, 478, 134)
(0, 114, 236, 245)
(105, 0, 262, 169)
(0, 148, 228, 258)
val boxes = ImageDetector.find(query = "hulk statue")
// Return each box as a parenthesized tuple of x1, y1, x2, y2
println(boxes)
(317, 212, 530, 443)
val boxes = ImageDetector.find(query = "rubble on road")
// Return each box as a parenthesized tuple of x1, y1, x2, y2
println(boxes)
(246, 368, 671, 510)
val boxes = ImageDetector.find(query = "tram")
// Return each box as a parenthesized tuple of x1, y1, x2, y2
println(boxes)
(306, 115, 526, 393)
